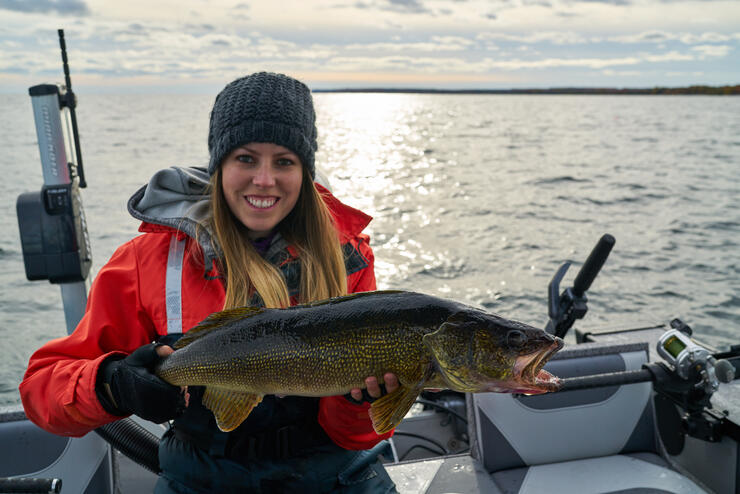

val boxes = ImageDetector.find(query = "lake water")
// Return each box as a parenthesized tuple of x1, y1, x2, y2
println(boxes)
(1, 92, 738, 407)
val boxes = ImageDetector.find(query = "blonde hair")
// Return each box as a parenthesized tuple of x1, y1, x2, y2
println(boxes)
(208, 167, 347, 309)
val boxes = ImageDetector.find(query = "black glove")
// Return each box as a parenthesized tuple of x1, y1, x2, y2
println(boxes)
(96, 343, 184, 423)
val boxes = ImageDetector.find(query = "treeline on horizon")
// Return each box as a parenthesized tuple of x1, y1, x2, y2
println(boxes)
(315, 84, 740, 95)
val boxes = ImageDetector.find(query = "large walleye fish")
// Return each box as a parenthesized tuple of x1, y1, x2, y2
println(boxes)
(156, 290, 563, 434)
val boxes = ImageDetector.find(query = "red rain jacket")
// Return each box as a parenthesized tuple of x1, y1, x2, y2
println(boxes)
(19, 185, 391, 450)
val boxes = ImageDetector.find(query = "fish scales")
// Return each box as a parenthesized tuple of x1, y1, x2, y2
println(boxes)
(158, 304, 444, 395)
(155, 290, 563, 433)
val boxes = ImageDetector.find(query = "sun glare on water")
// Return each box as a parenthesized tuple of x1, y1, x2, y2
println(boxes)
(315, 92, 430, 215)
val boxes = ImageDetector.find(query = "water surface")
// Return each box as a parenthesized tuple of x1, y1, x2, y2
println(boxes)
(1, 93, 738, 406)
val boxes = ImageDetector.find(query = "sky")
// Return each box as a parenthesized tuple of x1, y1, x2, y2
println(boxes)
(1, 0, 739, 93)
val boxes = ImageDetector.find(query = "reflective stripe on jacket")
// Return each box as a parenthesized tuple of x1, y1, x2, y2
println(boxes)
(19, 186, 391, 450)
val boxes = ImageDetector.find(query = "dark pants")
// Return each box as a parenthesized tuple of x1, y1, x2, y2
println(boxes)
(155, 429, 398, 494)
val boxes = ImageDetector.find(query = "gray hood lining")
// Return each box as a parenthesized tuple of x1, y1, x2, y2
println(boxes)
(127, 166, 219, 272)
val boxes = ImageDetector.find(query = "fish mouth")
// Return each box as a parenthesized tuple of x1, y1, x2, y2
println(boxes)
(509, 337, 564, 394)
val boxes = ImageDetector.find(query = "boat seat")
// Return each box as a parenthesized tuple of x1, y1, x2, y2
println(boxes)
(0, 407, 113, 493)
(469, 341, 708, 494)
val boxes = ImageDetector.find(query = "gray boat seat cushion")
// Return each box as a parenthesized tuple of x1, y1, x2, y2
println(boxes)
(471, 342, 706, 493)
(492, 452, 706, 494)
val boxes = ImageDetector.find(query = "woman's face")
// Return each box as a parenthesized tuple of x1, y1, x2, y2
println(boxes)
(221, 142, 304, 239)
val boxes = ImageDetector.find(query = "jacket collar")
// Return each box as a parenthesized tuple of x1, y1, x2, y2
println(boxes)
(315, 182, 372, 239)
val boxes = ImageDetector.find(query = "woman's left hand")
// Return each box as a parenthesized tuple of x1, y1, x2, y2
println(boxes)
(349, 373, 399, 402)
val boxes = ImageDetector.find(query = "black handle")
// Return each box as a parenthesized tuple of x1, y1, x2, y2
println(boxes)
(0, 477, 62, 493)
(573, 234, 615, 296)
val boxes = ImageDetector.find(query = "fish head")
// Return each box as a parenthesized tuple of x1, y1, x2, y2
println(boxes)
(424, 310, 563, 394)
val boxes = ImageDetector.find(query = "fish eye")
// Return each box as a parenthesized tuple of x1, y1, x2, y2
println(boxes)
(507, 330, 527, 348)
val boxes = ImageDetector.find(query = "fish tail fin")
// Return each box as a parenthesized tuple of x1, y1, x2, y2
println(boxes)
(202, 387, 263, 432)
(174, 306, 265, 349)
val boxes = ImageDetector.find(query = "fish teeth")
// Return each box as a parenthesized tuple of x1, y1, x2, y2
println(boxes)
(247, 196, 276, 209)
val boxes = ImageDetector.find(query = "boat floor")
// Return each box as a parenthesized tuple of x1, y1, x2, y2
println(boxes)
(116, 450, 495, 494)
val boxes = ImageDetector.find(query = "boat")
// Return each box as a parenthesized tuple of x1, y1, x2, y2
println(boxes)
(1, 31, 738, 494)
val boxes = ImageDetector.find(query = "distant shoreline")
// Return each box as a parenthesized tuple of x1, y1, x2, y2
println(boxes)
(314, 85, 740, 95)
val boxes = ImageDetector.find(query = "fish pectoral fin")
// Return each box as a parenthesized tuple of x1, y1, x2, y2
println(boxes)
(202, 387, 263, 432)
(369, 367, 433, 435)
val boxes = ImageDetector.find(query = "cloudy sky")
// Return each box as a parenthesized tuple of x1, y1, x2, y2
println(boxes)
(1, 0, 739, 92)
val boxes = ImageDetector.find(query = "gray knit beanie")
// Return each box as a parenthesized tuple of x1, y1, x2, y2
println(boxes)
(207, 72, 317, 178)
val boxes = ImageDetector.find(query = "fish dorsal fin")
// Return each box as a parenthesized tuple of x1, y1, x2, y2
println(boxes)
(369, 366, 433, 434)
(202, 387, 263, 432)
(296, 290, 409, 309)
(174, 306, 264, 349)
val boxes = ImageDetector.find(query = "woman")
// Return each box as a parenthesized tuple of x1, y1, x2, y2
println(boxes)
(20, 72, 399, 493)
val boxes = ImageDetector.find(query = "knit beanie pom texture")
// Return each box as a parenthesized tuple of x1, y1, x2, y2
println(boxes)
(207, 72, 317, 178)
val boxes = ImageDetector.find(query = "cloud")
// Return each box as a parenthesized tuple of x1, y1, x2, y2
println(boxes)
(610, 31, 740, 45)
(574, 0, 631, 5)
(642, 51, 695, 62)
(477, 31, 590, 45)
(386, 0, 429, 12)
(691, 44, 732, 58)
(602, 69, 643, 77)
(332, 0, 431, 14)
(0, 0, 89, 15)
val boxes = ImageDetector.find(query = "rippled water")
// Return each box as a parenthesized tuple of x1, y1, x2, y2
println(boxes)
(1, 93, 738, 407)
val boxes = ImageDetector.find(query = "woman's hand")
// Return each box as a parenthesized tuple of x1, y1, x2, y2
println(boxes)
(349, 373, 399, 403)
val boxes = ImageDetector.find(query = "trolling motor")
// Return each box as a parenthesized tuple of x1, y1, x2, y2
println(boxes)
(16, 29, 91, 333)
(545, 233, 615, 338)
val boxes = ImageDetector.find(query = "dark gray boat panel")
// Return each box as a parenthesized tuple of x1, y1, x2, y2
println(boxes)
(478, 411, 526, 472)
(0, 411, 69, 476)
(619, 402, 658, 455)
(0, 404, 114, 493)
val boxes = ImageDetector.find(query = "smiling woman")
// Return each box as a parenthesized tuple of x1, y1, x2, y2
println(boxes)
(19, 72, 401, 493)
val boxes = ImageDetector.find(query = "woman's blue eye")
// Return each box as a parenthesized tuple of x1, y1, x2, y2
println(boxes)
(237, 155, 255, 163)
(277, 158, 294, 166)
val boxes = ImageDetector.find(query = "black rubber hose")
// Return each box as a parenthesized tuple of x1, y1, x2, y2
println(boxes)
(0, 477, 61, 493)
(95, 418, 161, 474)
(415, 398, 468, 424)
(392, 431, 449, 457)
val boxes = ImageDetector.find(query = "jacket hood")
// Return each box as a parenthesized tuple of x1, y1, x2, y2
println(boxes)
(127, 166, 219, 267)
(128, 166, 211, 233)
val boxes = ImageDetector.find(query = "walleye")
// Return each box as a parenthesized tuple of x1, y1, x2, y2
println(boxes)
(156, 290, 563, 434)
